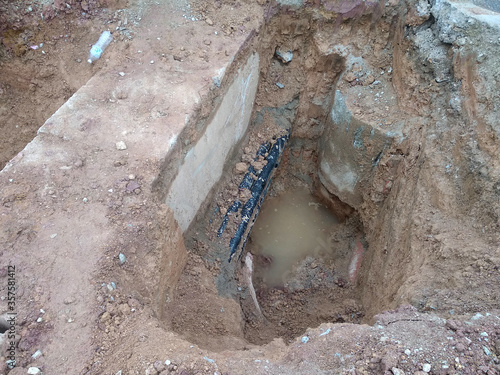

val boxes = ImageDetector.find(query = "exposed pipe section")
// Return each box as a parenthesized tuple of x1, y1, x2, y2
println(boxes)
(217, 132, 290, 262)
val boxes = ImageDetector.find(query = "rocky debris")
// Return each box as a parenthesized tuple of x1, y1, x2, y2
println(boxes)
(235, 162, 248, 174)
(275, 47, 293, 63)
(406, 0, 431, 26)
(115, 141, 127, 151)
(126, 180, 140, 192)
(153, 360, 165, 372)
(344, 72, 356, 82)
(250, 159, 267, 170)
(364, 74, 375, 85)
(422, 363, 431, 372)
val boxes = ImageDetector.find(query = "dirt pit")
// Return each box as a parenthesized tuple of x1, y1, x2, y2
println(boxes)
(150, 0, 500, 357)
(154, 1, 500, 362)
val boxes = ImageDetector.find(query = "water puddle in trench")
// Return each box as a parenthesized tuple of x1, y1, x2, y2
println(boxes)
(248, 187, 339, 287)
(239, 186, 365, 344)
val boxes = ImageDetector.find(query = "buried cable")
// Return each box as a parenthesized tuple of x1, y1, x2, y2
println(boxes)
(227, 131, 290, 262)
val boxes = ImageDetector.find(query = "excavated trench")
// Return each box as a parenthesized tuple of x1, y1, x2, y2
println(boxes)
(157, 7, 417, 350)
(141, 0, 500, 357)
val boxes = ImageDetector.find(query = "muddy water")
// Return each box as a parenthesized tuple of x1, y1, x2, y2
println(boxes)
(249, 187, 338, 286)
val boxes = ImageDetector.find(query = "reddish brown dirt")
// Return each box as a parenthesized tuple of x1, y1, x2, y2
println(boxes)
(0, 0, 135, 170)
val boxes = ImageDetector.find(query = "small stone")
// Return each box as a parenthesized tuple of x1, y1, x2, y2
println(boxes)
(476, 53, 486, 63)
(251, 160, 266, 170)
(113, 88, 128, 100)
(27, 368, 41, 375)
(235, 163, 248, 174)
(150, 60, 154, 64)
(119, 72, 125, 76)
(205, 17, 213, 26)
(119, 253, 127, 264)
(404, 349, 411, 356)
(128, 298, 141, 309)
(364, 74, 375, 85)
(154, 361, 165, 372)
(64, 296, 75, 305)
(204, 39, 211, 46)
(128, 174, 135, 180)
(276, 82, 284, 89)
(32, 350, 42, 359)
(456, 343, 466, 352)
(76, 58, 82, 63)
(50, 233, 57, 239)
(82, 197, 88, 203)
(422, 363, 431, 372)
(100, 312, 111, 323)
(471, 313, 484, 320)
(165, 360, 171, 366)
(116, 141, 127, 150)
(301, 336, 309, 343)
(446, 320, 461, 331)
(275, 48, 293, 63)
(126, 180, 140, 192)
(391, 368, 405, 375)
(212, 77, 221, 88)
(344, 72, 356, 82)
(37, 317, 43, 323)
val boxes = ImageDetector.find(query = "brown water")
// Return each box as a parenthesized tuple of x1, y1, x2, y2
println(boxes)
(249, 188, 338, 286)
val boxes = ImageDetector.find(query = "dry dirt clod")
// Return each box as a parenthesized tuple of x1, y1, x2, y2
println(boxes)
(345, 72, 357, 82)
(235, 162, 248, 174)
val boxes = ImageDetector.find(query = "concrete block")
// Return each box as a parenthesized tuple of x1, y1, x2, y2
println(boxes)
(166, 53, 260, 232)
